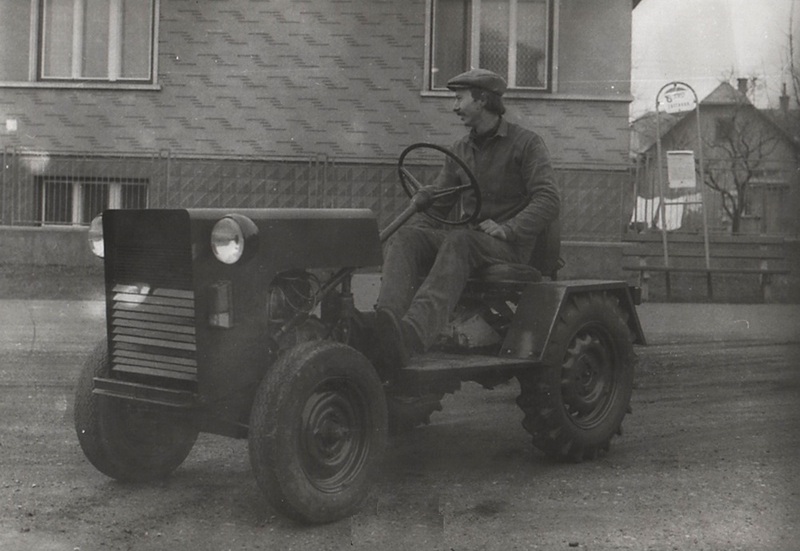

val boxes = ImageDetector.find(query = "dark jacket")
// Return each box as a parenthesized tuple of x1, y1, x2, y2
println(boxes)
(429, 118, 560, 248)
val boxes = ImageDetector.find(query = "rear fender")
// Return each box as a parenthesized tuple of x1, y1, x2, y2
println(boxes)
(499, 280, 646, 362)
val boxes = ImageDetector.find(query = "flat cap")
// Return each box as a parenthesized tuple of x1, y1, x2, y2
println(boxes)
(446, 68, 507, 96)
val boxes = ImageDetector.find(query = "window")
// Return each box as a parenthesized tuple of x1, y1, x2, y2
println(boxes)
(715, 117, 735, 143)
(0, 0, 157, 85)
(428, 0, 552, 92)
(37, 177, 148, 226)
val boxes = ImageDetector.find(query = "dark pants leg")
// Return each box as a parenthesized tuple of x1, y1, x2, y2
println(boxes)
(377, 226, 527, 349)
(377, 226, 443, 318)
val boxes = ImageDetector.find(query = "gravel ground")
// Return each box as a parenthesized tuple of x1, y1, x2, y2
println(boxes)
(0, 297, 798, 550)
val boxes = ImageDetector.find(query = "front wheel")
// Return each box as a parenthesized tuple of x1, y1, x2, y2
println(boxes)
(74, 340, 199, 481)
(516, 293, 635, 462)
(248, 341, 387, 524)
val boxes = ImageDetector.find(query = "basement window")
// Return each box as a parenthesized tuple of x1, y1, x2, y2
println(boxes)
(37, 176, 148, 226)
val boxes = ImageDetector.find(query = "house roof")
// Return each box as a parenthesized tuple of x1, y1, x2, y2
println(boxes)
(629, 111, 681, 155)
(765, 109, 800, 146)
(631, 81, 800, 155)
(700, 82, 749, 106)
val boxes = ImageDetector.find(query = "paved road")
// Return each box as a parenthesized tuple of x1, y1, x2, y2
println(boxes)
(1, 300, 798, 550)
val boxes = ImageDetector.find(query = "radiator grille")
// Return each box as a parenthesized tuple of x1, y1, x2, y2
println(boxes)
(110, 284, 198, 382)
(109, 247, 194, 289)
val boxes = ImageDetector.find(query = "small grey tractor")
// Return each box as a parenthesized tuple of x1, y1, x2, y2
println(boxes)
(74, 143, 645, 524)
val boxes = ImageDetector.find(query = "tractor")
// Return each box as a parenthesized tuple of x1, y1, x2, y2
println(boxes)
(74, 144, 645, 524)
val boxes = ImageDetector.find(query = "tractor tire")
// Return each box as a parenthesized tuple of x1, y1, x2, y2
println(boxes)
(516, 292, 635, 462)
(248, 341, 387, 524)
(74, 340, 199, 481)
(386, 392, 444, 434)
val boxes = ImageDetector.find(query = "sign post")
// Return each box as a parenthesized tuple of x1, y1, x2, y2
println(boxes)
(654, 82, 710, 296)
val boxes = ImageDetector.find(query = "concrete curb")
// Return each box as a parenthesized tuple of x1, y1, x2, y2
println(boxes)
(635, 302, 800, 345)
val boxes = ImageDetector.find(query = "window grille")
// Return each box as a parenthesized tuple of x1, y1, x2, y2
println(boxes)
(37, 176, 148, 226)
(429, 0, 552, 92)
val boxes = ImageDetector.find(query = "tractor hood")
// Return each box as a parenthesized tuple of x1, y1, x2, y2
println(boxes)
(102, 208, 384, 284)
(187, 208, 383, 273)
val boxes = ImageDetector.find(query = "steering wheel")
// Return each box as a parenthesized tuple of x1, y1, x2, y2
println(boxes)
(397, 143, 482, 226)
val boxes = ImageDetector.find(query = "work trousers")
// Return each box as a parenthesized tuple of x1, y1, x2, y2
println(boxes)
(376, 226, 529, 349)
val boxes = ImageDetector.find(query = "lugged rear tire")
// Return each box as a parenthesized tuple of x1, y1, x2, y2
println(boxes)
(516, 292, 635, 462)
(74, 340, 199, 481)
(248, 341, 387, 524)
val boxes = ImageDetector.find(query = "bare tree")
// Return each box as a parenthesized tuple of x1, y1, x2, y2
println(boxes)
(701, 92, 781, 234)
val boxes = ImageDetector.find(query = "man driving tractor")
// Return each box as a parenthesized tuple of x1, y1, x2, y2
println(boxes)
(376, 68, 561, 372)
(75, 69, 642, 525)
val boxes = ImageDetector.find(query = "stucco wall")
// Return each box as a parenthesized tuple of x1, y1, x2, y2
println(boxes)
(0, 226, 97, 266)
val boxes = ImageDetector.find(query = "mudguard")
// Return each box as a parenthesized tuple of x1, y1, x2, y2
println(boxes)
(499, 280, 646, 362)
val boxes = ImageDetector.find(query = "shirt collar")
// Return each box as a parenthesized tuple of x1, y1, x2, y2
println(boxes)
(495, 117, 509, 137)
(469, 117, 507, 146)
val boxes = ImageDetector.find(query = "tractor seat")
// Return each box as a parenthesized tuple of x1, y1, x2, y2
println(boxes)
(471, 218, 561, 285)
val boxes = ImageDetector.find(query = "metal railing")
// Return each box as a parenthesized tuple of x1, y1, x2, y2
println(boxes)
(2, 148, 631, 241)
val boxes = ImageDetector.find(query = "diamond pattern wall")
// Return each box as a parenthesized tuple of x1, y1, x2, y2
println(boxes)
(2, 150, 629, 240)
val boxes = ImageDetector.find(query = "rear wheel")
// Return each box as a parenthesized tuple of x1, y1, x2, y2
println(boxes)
(74, 340, 199, 481)
(516, 293, 635, 462)
(248, 341, 387, 524)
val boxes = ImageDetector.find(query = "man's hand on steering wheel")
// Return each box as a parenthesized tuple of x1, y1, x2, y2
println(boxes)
(478, 219, 509, 240)
(397, 143, 482, 226)
(380, 143, 483, 243)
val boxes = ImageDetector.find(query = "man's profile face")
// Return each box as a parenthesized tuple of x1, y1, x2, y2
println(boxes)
(452, 89, 483, 129)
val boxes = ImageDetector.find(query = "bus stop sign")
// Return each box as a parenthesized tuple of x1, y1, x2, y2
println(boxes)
(659, 84, 697, 114)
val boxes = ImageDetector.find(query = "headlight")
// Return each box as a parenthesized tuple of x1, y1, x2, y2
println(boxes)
(211, 215, 258, 264)
(88, 214, 104, 258)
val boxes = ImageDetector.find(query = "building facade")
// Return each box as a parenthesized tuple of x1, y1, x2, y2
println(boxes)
(1, 0, 636, 240)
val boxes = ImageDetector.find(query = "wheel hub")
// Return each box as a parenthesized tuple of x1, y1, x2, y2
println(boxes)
(300, 383, 368, 492)
(314, 417, 350, 453)
(561, 332, 614, 424)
